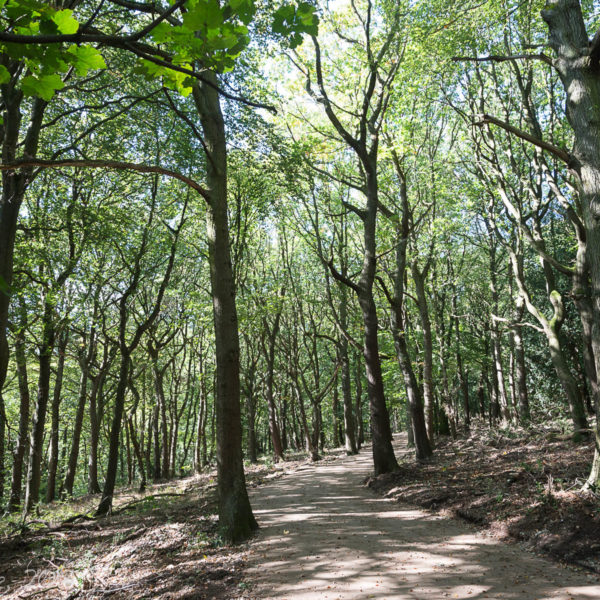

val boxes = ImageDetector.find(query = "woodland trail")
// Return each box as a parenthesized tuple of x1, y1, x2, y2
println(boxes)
(244, 436, 600, 600)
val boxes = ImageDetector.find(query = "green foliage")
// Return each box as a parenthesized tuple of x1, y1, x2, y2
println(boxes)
(272, 2, 319, 48)
(0, 1, 107, 98)
(0, 0, 318, 100)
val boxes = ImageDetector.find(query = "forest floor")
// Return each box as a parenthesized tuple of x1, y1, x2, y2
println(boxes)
(242, 431, 600, 600)
(1, 426, 600, 599)
(0, 452, 339, 600)
(366, 423, 600, 573)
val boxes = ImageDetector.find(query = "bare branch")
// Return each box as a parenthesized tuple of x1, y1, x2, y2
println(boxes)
(0, 159, 210, 201)
(453, 53, 552, 66)
(474, 113, 574, 166)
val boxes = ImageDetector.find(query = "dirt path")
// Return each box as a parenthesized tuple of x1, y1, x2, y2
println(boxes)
(244, 438, 600, 600)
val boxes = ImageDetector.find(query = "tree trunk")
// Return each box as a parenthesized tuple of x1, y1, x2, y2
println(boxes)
(356, 171, 399, 474)
(87, 369, 104, 494)
(542, 2, 600, 485)
(246, 376, 258, 463)
(192, 75, 257, 542)
(340, 336, 358, 454)
(61, 353, 90, 497)
(23, 298, 56, 513)
(412, 264, 435, 442)
(195, 366, 208, 471)
(46, 330, 68, 502)
(512, 303, 530, 424)
(96, 351, 130, 515)
(263, 292, 285, 462)
(8, 304, 31, 511)
(332, 378, 340, 447)
(155, 363, 170, 478)
(355, 356, 364, 448)
(128, 416, 146, 491)
(390, 175, 431, 459)
(0, 94, 45, 476)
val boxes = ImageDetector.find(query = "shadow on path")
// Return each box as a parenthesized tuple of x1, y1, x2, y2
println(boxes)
(244, 437, 600, 600)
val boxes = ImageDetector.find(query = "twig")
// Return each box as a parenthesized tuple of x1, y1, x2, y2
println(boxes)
(19, 585, 59, 599)
(92, 574, 160, 596)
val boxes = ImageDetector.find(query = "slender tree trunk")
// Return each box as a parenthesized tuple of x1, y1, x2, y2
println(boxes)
(87, 371, 103, 494)
(96, 351, 130, 515)
(412, 265, 435, 442)
(46, 330, 68, 502)
(246, 376, 258, 463)
(390, 176, 431, 459)
(512, 302, 530, 424)
(152, 405, 161, 480)
(128, 416, 146, 491)
(195, 368, 207, 471)
(263, 292, 285, 462)
(8, 304, 31, 511)
(61, 353, 90, 497)
(332, 379, 340, 447)
(340, 336, 358, 454)
(154, 363, 170, 478)
(355, 356, 364, 448)
(477, 371, 486, 419)
(546, 326, 589, 433)
(192, 75, 257, 541)
(23, 298, 56, 513)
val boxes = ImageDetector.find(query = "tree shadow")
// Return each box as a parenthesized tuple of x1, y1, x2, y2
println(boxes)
(243, 449, 600, 599)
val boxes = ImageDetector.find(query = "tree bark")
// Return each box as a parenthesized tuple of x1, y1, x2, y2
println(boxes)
(541, 1, 600, 483)
(262, 291, 285, 462)
(412, 264, 435, 442)
(192, 75, 257, 541)
(0, 92, 46, 504)
(61, 350, 91, 497)
(23, 297, 56, 513)
(339, 279, 358, 454)
(389, 173, 431, 459)
(46, 330, 68, 502)
(512, 301, 530, 424)
(8, 303, 31, 510)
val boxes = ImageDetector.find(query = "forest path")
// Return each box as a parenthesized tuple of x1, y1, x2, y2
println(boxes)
(244, 436, 600, 600)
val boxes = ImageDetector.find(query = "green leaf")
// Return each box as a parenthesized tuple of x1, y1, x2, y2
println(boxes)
(67, 45, 107, 76)
(228, 0, 255, 25)
(52, 9, 79, 34)
(289, 31, 302, 48)
(21, 73, 65, 100)
(183, 0, 224, 30)
(150, 21, 172, 43)
(0, 64, 10, 84)
(39, 17, 60, 35)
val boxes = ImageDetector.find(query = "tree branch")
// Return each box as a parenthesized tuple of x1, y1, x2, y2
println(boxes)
(342, 200, 366, 220)
(0, 159, 210, 202)
(326, 259, 360, 294)
(474, 113, 574, 166)
(452, 53, 552, 66)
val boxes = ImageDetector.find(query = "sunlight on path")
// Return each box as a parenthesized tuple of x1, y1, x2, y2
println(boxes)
(244, 437, 600, 600)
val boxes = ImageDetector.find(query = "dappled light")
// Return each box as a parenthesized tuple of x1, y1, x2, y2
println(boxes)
(245, 440, 600, 599)
(2, 0, 600, 598)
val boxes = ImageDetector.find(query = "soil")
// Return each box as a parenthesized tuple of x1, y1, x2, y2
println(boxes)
(0, 456, 322, 600)
(242, 435, 600, 599)
(366, 425, 600, 573)
(2, 428, 599, 599)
